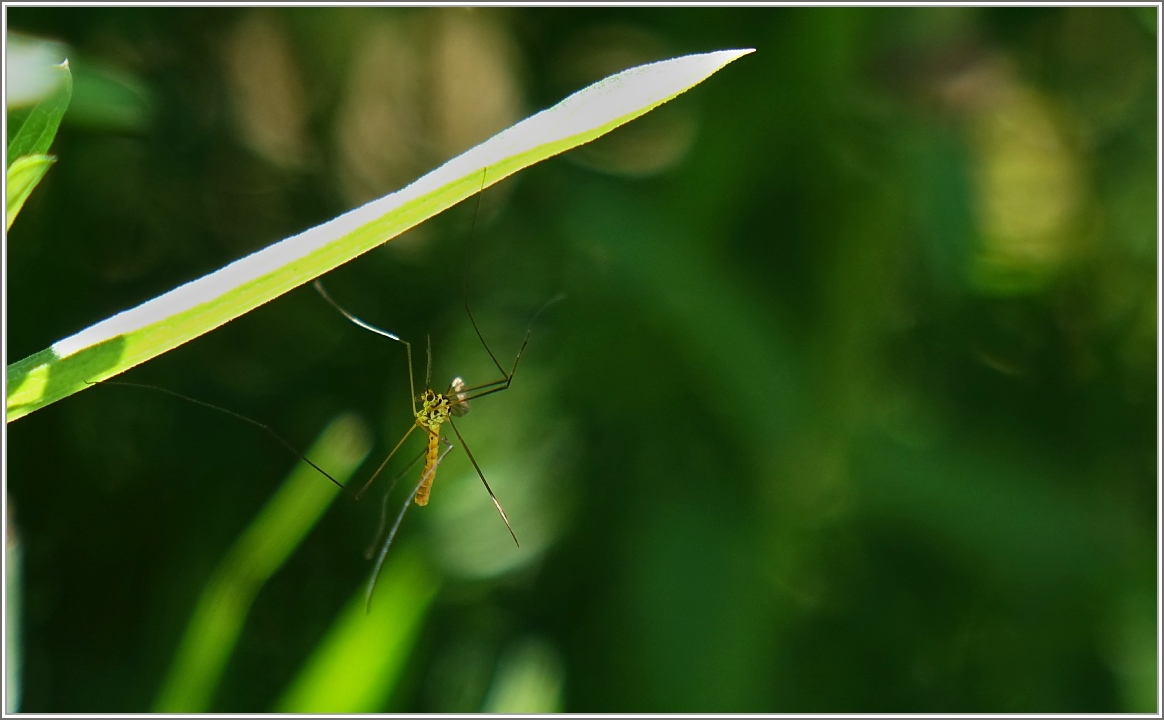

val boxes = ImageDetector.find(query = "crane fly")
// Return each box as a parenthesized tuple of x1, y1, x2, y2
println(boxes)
(89, 169, 556, 610)
(315, 170, 558, 609)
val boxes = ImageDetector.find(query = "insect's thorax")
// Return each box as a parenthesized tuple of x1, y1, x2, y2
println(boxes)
(414, 377, 471, 430)
(415, 388, 453, 431)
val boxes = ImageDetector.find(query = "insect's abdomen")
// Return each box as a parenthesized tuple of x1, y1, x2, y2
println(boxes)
(415, 432, 441, 506)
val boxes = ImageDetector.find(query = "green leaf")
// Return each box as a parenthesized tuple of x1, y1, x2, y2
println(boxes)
(6, 60, 72, 168)
(5, 48, 754, 423)
(274, 546, 440, 713)
(153, 414, 372, 713)
(5, 154, 56, 231)
(66, 56, 152, 132)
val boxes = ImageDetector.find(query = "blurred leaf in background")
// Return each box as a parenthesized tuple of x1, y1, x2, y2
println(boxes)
(153, 413, 370, 712)
(3, 6, 1157, 713)
(5, 39, 70, 231)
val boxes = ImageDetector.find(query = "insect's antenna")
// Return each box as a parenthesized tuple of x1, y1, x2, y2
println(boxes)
(425, 334, 433, 389)
(365, 439, 454, 612)
(314, 280, 416, 416)
(448, 417, 518, 547)
(87, 379, 352, 496)
(461, 168, 509, 379)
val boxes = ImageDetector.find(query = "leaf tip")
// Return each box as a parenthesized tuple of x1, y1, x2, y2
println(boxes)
(698, 47, 756, 73)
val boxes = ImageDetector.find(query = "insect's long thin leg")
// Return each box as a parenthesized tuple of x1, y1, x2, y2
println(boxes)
(365, 446, 427, 559)
(357, 425, 418, 500)
(365, 432, 455, 612)
(314, 280, 417, 416)
(87, 379, 351, 495)
(454, 167, 562, 404)
(456, 294, 567, 401)
(460, 169, 511, 381)
(448, 417, 518, 547)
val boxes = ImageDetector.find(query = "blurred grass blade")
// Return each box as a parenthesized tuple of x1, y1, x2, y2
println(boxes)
(275, 545, 440, 713)
(6, 154, 55, 230)
(5, 48, 755, 424)
(152, 414, 371, 713)
(481, 637, 565, 713)
(6, 59, 71, 166)
(66, 59, 152, 132)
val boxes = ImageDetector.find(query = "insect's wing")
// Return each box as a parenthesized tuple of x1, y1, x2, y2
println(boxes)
(449, 376, 471, 417)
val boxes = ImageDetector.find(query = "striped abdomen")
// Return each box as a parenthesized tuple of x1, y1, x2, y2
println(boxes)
(415, 430, 441, 506)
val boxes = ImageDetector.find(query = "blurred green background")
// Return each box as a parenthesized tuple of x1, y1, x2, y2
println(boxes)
(4, 6, 1158, 713)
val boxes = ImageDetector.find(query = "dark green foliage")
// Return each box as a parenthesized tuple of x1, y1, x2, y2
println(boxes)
(5, 6, 1156, 713)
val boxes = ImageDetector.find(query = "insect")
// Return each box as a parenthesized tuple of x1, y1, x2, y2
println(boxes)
(315, 173, 559, 608)
(91, 170, 556, 608)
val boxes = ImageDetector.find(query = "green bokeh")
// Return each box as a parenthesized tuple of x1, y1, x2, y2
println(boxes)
(5, 7, 1157, 713)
